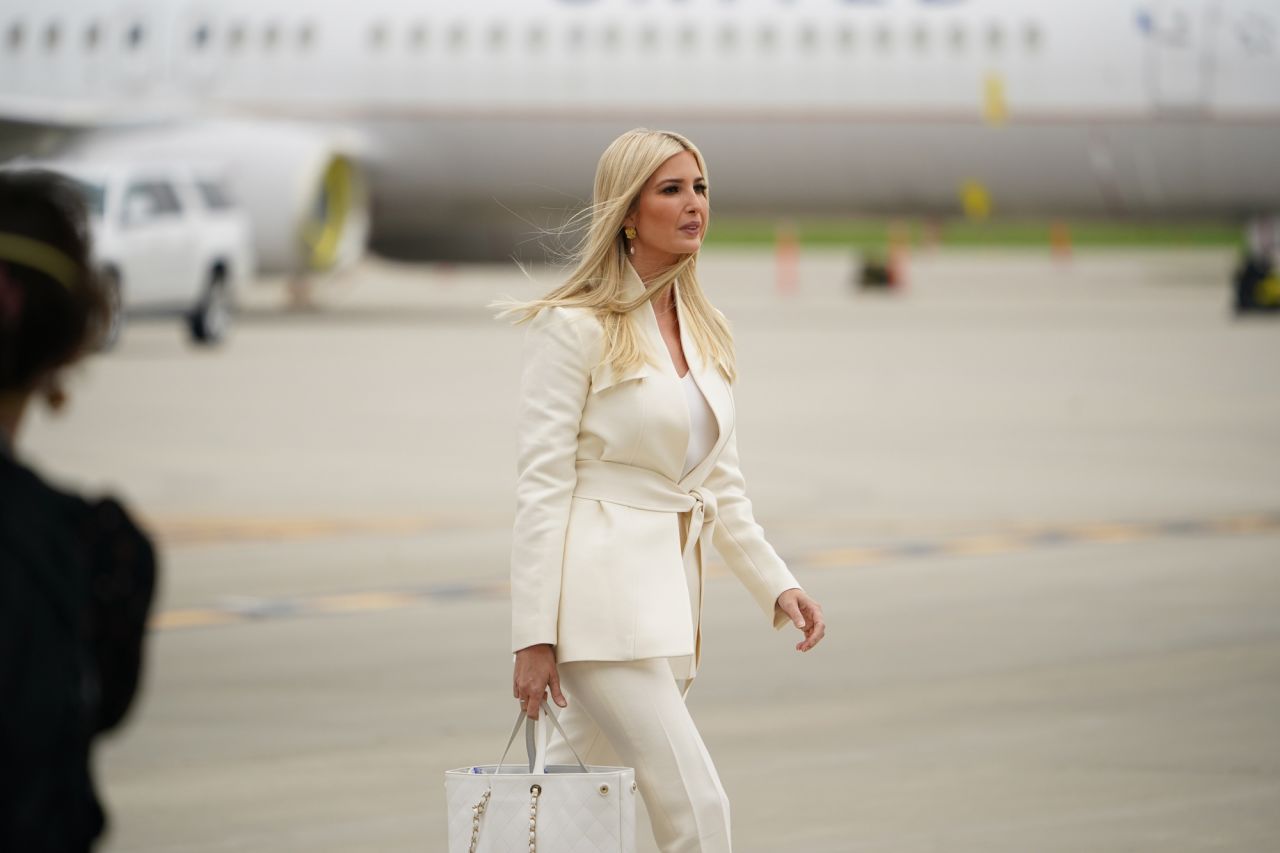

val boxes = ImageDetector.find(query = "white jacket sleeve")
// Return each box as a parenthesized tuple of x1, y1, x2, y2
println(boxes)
(510, 307, 590, 653)
(703, 416, 803, 631)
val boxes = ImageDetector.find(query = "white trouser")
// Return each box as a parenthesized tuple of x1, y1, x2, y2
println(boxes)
(542, 657, 733, 853)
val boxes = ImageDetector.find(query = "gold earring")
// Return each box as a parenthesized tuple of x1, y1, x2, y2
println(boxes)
(623, 225, 637, 254)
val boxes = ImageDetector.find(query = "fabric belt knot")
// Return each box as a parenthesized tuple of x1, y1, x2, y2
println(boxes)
(571, 459, 717, 699)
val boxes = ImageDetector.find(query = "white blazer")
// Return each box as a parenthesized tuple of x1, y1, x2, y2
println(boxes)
(510, 260, 802, 680)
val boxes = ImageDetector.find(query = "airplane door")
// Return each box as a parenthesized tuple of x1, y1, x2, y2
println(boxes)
(1142, 1, 1209, 109)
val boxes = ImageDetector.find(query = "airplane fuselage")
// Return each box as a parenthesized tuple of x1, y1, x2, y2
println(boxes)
(4, 0, 1279, 260)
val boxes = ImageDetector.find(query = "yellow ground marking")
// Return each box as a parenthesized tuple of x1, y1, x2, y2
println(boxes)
(805, 547, 890, 568)
(145, 512, 1279, 632)
(1072, 523, 1147, 543)
(148, 513, 494, 546)
(1209, 514, 1280, 534)
(944, 535, 1026, 556)
(150, 609, 242, 631)
(309, 591, 418, 613)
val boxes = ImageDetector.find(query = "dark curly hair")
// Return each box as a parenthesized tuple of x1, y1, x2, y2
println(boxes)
(0, 168, 110, 395)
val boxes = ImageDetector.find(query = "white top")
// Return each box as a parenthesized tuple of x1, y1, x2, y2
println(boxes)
(680, 371, 719, 478)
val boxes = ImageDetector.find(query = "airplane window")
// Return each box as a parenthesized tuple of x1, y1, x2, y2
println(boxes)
(799, 24, 818, 51)
(84, 22, 100, 51)
(836, 25, 856, 52)
(911, 23, 929, 52)
(369, 23, 388, 50)
(757, 25, 776, 52)
(640, 25, 659, 49)
(228, 23, 246, 52)
(488, 23, 506, 50)
(126, 22, 145, 50)
(602, 24, 620, 50)
(298, 22, 316, 50)
(448, 22, 467, 51)
(985, 23, 1004, 52)
(409, 22, 427, 51)
(874, 23, 892, 52)
(679, 25, 697, 49)
(717, 24, 737, 51)
(526, 24, 547, 51)
(1023, 22, 1043, 52)
(948, 23, 966, 52)
(568, 23, 585, 51)
(44, 22, 60, 52)
(263, 23, 280, 51)
(191, 23, 211, 51)
(6, 22, 22, 52)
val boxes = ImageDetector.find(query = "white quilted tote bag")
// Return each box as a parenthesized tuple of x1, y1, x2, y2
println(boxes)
(444, 701, 636, 853)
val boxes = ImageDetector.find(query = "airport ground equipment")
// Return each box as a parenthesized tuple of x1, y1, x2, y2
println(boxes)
(4, 158, 255, 346)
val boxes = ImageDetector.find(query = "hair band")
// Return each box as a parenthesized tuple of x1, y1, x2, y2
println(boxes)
(0, 232, 80, 290)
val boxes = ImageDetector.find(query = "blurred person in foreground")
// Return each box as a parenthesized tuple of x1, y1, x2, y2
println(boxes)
(492, 128, 826, 852)
(0, 169, 157, 851)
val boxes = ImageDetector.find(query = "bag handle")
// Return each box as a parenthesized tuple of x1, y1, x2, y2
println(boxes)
(494, 702, 589, 774)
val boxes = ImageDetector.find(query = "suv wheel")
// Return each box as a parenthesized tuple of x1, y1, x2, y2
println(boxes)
(99, 268, 124, 350)
(188, 267, 231, 345)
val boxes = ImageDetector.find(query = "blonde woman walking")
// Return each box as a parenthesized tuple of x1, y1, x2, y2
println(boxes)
(493, 128, 825, 853)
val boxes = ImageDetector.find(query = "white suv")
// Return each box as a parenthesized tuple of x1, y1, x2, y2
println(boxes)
(11, 159, 255, 346)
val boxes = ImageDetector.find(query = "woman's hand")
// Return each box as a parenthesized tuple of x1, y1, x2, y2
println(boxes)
(776, 588, 826, 652)
(513, 643, 567, 720)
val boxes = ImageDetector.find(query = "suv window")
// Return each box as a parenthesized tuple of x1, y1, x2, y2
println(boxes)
(196, 179, 234, 211)
(69, 178, 106, 217)
(123, 180, 183, 222)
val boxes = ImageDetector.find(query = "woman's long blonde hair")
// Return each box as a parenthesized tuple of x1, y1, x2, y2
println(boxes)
(490, 128, 737, 384)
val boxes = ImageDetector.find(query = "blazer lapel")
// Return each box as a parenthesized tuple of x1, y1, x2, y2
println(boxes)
(622, 260, 733, 485)
(674, 280, 732, 486)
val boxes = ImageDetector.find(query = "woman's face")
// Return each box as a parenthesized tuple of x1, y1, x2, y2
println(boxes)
(622, 150, 708, 265)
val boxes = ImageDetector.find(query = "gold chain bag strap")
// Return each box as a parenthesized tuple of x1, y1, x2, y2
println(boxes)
(444, 701, 636, 853)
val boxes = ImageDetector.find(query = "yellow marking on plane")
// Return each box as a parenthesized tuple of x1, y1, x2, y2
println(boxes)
(961, 179, 992, 219)
(1258, 274, 1280, 306)
(983, 73, 1008, 125)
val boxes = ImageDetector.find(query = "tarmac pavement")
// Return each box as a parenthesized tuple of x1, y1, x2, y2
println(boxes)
(18, 247, 1280, 852)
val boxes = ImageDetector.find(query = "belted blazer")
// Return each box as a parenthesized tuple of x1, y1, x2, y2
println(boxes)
(510, 260, 802, 680)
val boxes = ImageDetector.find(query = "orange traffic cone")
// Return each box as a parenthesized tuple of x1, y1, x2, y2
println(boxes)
(776, 220, 799, 295)
(888, 220, 910, 291)
(1050, 220, 1073, 264)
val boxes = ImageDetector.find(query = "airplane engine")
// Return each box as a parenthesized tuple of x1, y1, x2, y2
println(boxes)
(67, 121, 370, 275)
